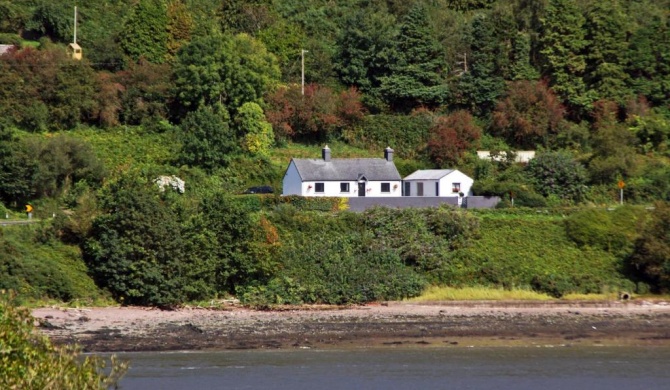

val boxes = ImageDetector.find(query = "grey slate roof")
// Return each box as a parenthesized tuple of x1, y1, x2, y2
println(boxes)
(292, 158, 401, 181)
(403, 169, 455, 181)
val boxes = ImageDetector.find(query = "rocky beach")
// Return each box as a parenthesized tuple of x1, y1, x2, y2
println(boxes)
(33, 300, 670, 352)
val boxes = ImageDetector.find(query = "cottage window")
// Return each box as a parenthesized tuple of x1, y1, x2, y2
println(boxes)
(381, 183, 391, 193)
(340, 183, 350, 193)
(315, 183, 325, 193)
(452, 183, 461, 193)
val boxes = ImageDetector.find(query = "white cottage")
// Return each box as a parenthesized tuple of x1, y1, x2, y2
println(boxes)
(282, 146, 402, 197)
(402, 169, 474, 198)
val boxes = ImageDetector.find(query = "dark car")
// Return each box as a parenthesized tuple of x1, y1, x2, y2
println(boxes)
(243, 185, 274, 194)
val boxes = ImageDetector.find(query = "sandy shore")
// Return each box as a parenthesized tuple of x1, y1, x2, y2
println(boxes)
(32, 300, 670, 352)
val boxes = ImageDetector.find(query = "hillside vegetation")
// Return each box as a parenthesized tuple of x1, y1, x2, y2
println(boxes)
(0, 0, 668, 306)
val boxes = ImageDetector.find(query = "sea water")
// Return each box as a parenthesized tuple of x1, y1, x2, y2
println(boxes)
(115, 346, 670, 390)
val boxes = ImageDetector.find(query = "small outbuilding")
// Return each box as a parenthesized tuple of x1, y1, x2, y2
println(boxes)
(402, 169, 474, 200)
(67, 42, 82, 60)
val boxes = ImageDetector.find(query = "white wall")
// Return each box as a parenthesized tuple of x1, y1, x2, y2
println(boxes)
(282, 162, 303, 195)
(438, 170, 474, 196)
(302, 180, 402, 197)
(404, 170, 474, 197)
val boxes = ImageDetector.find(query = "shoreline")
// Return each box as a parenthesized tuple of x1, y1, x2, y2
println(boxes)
(32, 300, 670, 352)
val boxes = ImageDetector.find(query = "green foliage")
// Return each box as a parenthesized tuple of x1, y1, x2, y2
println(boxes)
(116, 60, 173, 127)
(539, 0, 590, 111)
(334, 3, 396, 111)
(526, 150, 588, 202)
(178, 105, 239, 172)
(629, 201, 670, 292)
(235, 102, 274, 156)
(0, 127, 36, 204)
(0, 292, 127, 389)
(455, 13, 506, 115)
(587, 101, 639, 184)
(173, 33, 280, 113)
(564, 206, 645, 257)
(84, 172, 197, 307)
(29, 133, 106, 199)
(448, 213, 628, 297)
(0, 225, 104, 302)
(120, 0, 169, 64)
(0, 46, 99, 131)
(342, 113, 432, 159)
(582, 0, 631, 103)
(378, 3, 449, 112)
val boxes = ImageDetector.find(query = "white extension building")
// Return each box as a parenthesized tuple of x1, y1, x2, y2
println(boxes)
(282, 146, 402, 197)
(402, 169, 474, 198)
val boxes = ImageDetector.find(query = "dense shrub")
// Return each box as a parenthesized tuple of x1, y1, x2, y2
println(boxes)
(0, 292, 127, 389)
(564, 206, 646, 257)
(0, 226, 103, 302)
(342, 113, 432, 159)
(628, 202, 670, 292)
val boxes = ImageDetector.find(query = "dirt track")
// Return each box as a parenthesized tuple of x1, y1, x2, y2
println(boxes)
(32, 300, 670, 352)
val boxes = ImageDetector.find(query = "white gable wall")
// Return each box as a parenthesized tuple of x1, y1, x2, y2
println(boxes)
(438, 170, 474, 196)
(282, 161, 303, 195)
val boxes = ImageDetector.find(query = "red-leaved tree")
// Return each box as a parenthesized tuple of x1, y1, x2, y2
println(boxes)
(265, 84, 364, 141)
(427, 110, 481, 166)
(491, 80, 565, 149)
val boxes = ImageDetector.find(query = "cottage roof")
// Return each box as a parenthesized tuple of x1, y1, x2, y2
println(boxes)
(292, 158, 401, 181)
(403, 169, 456, 180)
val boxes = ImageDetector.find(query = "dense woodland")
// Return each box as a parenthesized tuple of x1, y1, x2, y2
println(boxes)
(0, 0, 669, 306)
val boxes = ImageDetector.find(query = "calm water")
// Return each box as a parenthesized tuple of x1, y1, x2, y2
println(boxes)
(115, 346, 670, 390)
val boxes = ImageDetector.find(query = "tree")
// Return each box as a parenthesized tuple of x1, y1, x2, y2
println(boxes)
(427, 110, 482, 167)
(538, 0, 590, 112)
(166, 0, 194, 61)
(491, 80, 565, 149)
(116, 59, 173, 126)
(626, 14, 670, 106)
(29, 134, 105, 198)
(455, 13, 506, 115)
(25, 2, 73, 42)
(582, 0, 631, 103)
(234, 102, 274, 156)
(0, 292, 127, 389)
(334, 3, 396, 110)
(0, 46, 98, 131)
(629, 202, 670, 292)
(173, 33, 280, 114)
(587, 100, 639, 184)
(526, 150, 588, 201)
(84, 173, 191, 307)
(120, 0, 169, 64)
(0, 126, 36, 204)
(378, 3, 449, 112)
(177, 105, 238, 171)
(265, 83, 364, 142)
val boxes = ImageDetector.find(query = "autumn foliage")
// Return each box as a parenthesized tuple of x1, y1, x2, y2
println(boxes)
(265, 84, 365, 141)
(427, 110, 481, 166)
(491, 80, 565, 149)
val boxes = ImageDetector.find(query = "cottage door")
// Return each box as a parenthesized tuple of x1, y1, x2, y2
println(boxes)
(358, 182, 366, 196)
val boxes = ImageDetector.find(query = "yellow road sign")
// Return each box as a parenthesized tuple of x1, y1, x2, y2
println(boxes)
(618, 180, 625, 189)
(25, 204, 33, 213)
